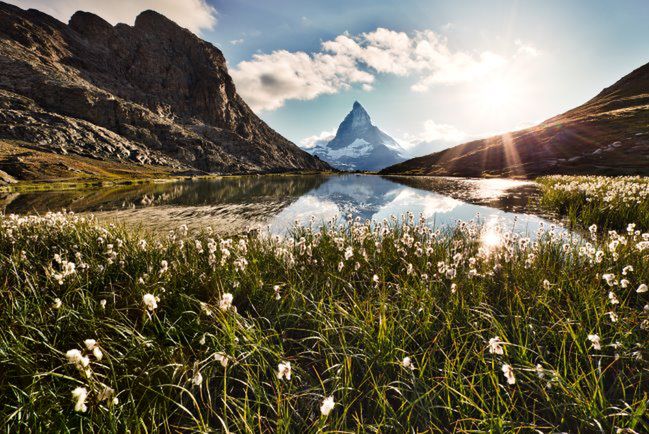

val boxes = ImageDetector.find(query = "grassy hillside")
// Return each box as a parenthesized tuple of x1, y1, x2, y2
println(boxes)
(382, 61, 649, 178)
(0, 140, 177, 188)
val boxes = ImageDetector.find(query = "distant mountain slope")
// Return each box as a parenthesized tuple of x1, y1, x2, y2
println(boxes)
(381, 61, 649, 178)
(0, 2, 328, 182)
(310, 102, 406, 171)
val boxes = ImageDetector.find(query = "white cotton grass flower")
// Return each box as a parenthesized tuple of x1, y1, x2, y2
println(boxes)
(159, 260, 168, 274)
(637, 284, 648, 293)
(71, 387, 88, 412)
(96, 386, 118, 405)
(588, 334, 602, 350)
(607, 311, 619, 323)
(320, 395, 335, 416)
(142, 293, 158, 311)
(214, 352, 229, 368)
(501, 364, 516, 385)
(608, 291, 620, 305)
(96, 385, 116, 402)
(616, 428, 640, 434)
(192, 371, 203, 386)
(488, 336, 505, 355)
(66, 349, 90, 368)
(52, 298, 62, 310)
(99, 299, 107, 309)
(401, 356, 415, 370)
(273, 285, 281, 300)
(277, 361, 292, 380)
(84, 339, 103, 361)
(602, 274, 616, 286)
(200, 302, 213, 316)
(219, 293, 234, 311)
(535, 364, 544, 378)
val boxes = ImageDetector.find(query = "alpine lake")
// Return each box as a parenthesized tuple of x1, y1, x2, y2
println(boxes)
(0, 174, 562, 237)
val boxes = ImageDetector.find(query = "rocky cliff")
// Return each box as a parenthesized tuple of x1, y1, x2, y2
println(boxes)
(381, 61, 649, 178)
(0, 2, 329, 182)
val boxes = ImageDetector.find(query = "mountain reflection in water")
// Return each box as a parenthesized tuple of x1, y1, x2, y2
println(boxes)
(1, 175, 556, 235)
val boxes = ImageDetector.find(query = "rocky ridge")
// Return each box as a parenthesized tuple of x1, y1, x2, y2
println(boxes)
(0, 2, 329, 182)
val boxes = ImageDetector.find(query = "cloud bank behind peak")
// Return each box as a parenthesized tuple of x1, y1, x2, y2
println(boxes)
(231, 28, 536, 112)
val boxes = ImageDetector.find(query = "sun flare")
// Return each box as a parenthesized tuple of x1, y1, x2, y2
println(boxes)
(478, 77, 516, 109)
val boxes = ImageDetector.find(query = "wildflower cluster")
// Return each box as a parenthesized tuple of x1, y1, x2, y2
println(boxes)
(0, 211, 647, 432)
(538, 175, 649, 230)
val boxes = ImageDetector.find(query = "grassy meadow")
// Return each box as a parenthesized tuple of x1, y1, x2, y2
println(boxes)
(537, 176, 649, 231)
(0, 209, 648, 432)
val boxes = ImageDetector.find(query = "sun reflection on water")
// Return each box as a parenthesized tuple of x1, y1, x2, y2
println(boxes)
(466, 178, 534, 200)
(480, 217, 505, 253)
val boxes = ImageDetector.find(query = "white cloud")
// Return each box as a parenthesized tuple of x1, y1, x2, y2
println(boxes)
(300, 130, 335, 149)
(231, 49, 374, 111)
(401, 120, 467, 147)
(231, 27, 516, 111)
(400, 120, 470, 157)
(401, 115, 541, 157)
(9, 0, 217, 34)
(409, 50, 506, 92)
(515, 40, 540, 58)
(419, 120, 468, 143)
(230, 38, 245, 45)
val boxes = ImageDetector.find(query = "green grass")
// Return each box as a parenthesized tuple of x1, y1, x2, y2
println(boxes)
(0, 213, 647, 432)
(537, 175, 649, 231)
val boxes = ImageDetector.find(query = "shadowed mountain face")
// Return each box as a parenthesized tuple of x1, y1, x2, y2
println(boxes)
(0, 2, 329, 182)
(310, 102, 406, 171)
(382, 61, 649, 178)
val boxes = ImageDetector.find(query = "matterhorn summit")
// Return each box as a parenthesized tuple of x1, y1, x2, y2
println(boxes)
(309, 102, 406, 171)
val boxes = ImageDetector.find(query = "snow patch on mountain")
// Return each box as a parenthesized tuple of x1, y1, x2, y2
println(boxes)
(315, 138, 372, 159)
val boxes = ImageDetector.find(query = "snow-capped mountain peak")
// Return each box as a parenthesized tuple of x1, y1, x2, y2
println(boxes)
(347, 101, 372, 130)
(309, 102, 406, 171)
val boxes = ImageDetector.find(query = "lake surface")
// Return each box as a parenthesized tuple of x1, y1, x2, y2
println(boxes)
(0, 175, 558, 235)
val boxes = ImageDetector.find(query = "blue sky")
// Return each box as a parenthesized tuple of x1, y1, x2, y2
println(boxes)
(13, 0, 649, 154)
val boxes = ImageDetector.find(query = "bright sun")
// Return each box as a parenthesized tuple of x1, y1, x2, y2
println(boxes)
(478, 78, 516, 109)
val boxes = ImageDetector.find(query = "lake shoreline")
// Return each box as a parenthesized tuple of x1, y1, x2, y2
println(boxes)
(0, 170, 339, 194)
(1, 174, 554, 236)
